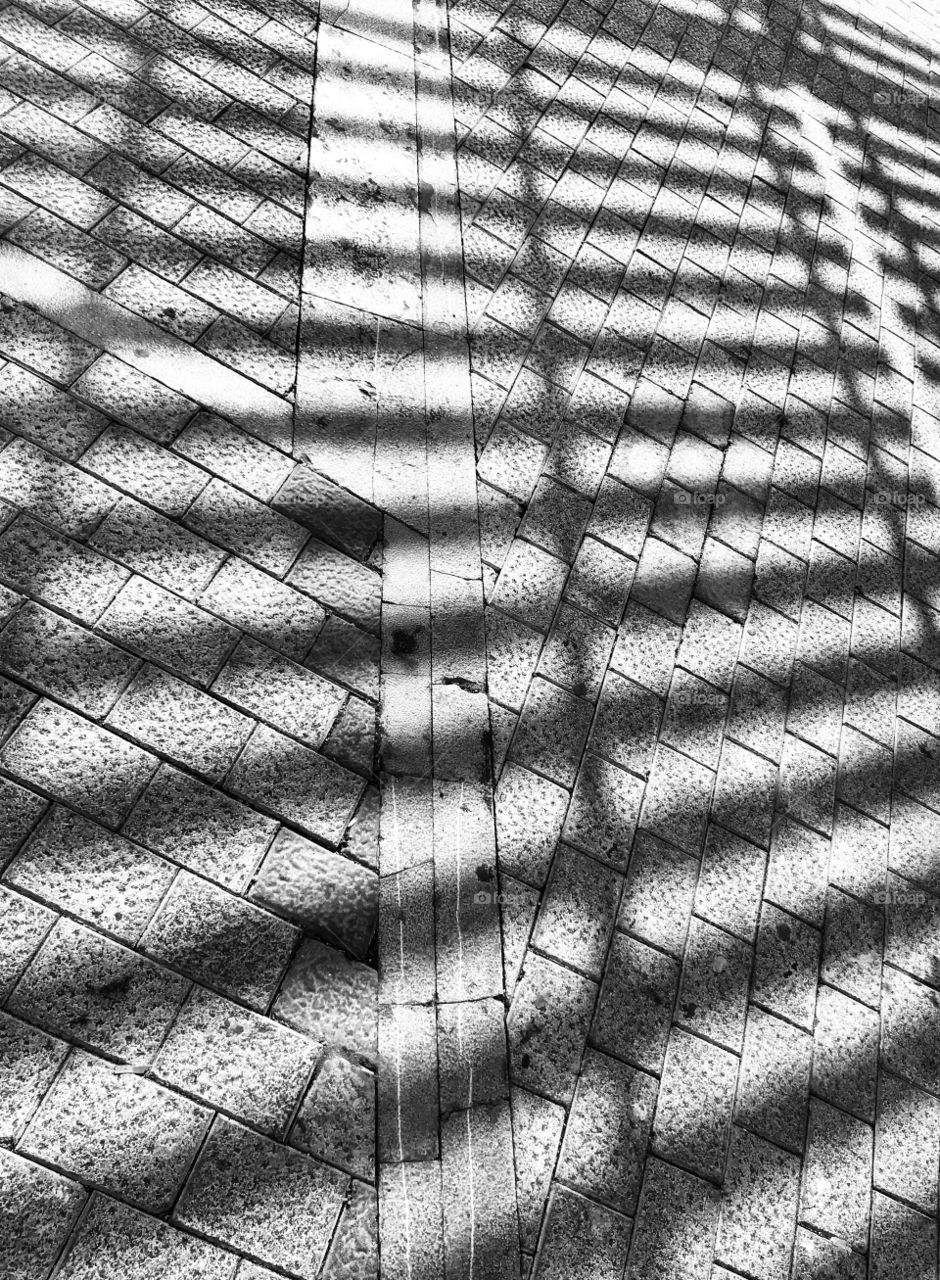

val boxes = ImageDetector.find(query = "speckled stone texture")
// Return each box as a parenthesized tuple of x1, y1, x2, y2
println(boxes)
(0, 1146, 86, 1280)
(175, 1117, 348, 1279)
(251, 828, 378, 957)
(141, 871, 298, 1010)
(274, 939, 378, 1063)
(153, 988, 318, 1136)
(290, 1053, 376, 1180)
(20, 1052, 210, 1212)
(56, 1194, 236, 1280)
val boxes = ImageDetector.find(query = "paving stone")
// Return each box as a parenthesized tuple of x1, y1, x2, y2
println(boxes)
(307, 614, 379, 702)
(652, 1027, 736, 1182)
(98, 575, 238, 686)
(378, 858, 434, 1005)
(874, 1072, 940, 1215)
(533, 1186, 631, 1280)
(609, 601, 681, 696)
(256, 832, 377, 959)
(124, 763, 276, 890)
(91, 497, 226, 600)
(0, 515, 129, 623)
(627, 1157, 719, 1280)
(640, 744, 713, 856)
(881, 966, 940, 1093)
(508, 950, 596, 1105)
(228, 724, 364, 846)
(8, 915, 189, 1060)
(676, 600, 741, 692)
(870, 1192, 936, 1280)
(589, 669, 663, 775)
(532, 844, 619, 977)
(318, 1179, 377, 1280)
(801, 1098, 873, 1253)
(618, 830, 697, 957)
(821, 885, 883, 1008)
(442, 1102, 517, 1280)
(142, 870, 297, 1009)
(740, 600, 798, 685)
(812, 984, 878, 1123)
(715, 1127, 801, 1280)
(631, 534, 698, 624)
(212, 635, 346, 749)
(789, 1227, 865, 1280)
(55, 1193, 237, 1280)
(273, 939, 377, 1063)
(510, 675, 592, 787)
(289, 540, 381, 634)
(201, 558, 326, 661)
(0, 670, 35, 741)
(492, 538, 569, 632)
(538, 602, 615, 698)
(712, 739, 777, 848)
(0, 883, 55, 1001)
(564, 535, 634, 624)
(438, 997, 509, 1113)
(0, 436, 117, 538)
(0, 1008, 68, 1145)
(0, 1147, 86, 1280)
(378, 1160, 442, 1280)
(765, 817, 830, 928)
(694, 823, 765, 943)
(107, 664, 253, 780)
(154, 987, 316, 1136)
(753, 903, 821, 1031)
(494, 763, 569, 887)
(0, 363, 107, 458)
(376, 1002, 437, 1163)
(676, 916, 751, 1053)
(512, 1086, 566, 1253)
(21, 1050, 210, 1211)
(1, 699, 157, 826)
(592, 931, 678, 1074)
(81, 423, 208, 518)
(5, 805, 174, 942)
(735, 1003, 812, 1152)
(0, 600, 139, 718)
(556, 1048, 656, 1215)
(563, 750, 644, 869)
(175, 1116, 347, 1279)
(0, 773, 46, 869)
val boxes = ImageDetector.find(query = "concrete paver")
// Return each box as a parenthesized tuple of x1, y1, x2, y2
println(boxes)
(1, 0, 940, 1271)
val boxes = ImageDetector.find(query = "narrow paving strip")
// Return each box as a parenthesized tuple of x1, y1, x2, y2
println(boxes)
(456, 0, 940, 1275)
(0, 0, 388, 1275)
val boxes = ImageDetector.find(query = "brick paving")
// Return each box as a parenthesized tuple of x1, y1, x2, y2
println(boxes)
(1, 0, 940, 1272)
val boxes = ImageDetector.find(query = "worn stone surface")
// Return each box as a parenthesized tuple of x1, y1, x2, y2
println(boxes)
(175, 1117, 347, 1279)
(21, 1051, 210, 1212)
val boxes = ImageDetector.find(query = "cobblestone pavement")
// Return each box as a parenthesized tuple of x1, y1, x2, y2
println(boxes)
(2, 0, 940, 1272)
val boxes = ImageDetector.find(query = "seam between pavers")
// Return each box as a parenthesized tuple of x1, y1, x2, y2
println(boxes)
(0, 243, 294, 445)
(296, 0, 519, 1272)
